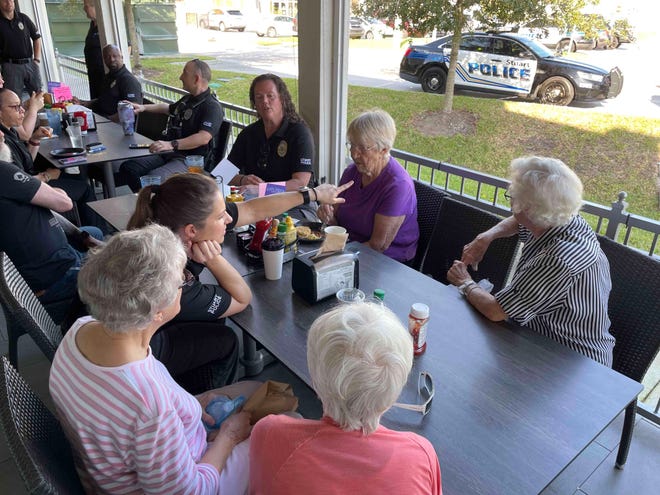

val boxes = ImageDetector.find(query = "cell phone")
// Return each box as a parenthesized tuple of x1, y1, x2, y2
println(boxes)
(129, 143, 151, 149)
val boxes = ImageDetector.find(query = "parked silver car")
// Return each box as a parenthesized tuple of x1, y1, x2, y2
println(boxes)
(256, 15, 297, 38)
(203, 9, 246, 32)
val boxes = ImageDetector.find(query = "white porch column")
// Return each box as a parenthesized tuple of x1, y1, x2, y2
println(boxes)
(94, 0, 130, 71)
(297, 0, 348, 185)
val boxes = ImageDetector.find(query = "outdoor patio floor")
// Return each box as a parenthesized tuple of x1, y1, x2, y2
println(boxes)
(0, 316, 657, 494)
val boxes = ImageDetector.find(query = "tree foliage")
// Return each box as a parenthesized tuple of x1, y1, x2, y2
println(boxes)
(357, 0, 600, 113)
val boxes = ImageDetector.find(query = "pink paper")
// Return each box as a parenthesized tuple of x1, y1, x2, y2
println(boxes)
(258, 182, 286, 197)
(52, 85, 72, 102)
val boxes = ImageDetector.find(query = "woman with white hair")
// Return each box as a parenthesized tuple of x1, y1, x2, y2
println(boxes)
(49, 224, 259, 494)
(447, 156, 615, 366)
(249, 303, 442, 494)
(317, 108, 419, 263)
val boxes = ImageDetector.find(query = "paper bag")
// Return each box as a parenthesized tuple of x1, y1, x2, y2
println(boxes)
(242, 380, 299, 424)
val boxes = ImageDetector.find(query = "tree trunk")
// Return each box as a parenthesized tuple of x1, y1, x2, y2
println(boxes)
(124, 0, 141, 73)
(442, 1, 466, 114)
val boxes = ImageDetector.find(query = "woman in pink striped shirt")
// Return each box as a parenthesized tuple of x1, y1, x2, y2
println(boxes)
(50, 224, 257, 494)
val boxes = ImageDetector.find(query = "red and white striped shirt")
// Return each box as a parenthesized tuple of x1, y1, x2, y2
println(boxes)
(49, 316, 221, 494)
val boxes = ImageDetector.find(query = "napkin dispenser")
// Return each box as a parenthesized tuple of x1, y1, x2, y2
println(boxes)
(292, 250, 359, 304)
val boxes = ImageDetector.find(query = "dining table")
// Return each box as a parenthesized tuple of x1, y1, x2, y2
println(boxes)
(225, 241, 642, 495)
(37, 114, 153, 198)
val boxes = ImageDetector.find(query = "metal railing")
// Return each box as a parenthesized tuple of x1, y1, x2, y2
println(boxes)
(55, 53, 660, 256)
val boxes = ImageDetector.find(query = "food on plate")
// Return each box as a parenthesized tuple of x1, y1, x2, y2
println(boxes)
(296, 225, 322, 241)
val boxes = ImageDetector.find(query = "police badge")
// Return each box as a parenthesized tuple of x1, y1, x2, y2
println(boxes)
(277, 140, 287, 157)
(18, 22, 24, 30)
(184, 109, 193, 120)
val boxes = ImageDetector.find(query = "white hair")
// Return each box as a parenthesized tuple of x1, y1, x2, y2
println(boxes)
(509, 156, 583, 228)
(307, 302, 413, 435)
(347, 108, 397, 152)
(78, 224, 187, 332)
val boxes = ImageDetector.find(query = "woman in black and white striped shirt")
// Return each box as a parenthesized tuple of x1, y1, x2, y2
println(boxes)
(447, 156, 615, 366)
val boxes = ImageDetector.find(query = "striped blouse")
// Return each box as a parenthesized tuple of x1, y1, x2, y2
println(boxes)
(49, 316, 221, 494)
(496, 215, 615, 366)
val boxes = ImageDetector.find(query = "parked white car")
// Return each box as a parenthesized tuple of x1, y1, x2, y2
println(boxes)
(256, 15, 297, 38)
(358, 17, 394, 39)
(203, 9, 246, 32)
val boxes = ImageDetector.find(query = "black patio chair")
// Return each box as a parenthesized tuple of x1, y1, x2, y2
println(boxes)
(205, 119, 233, 173)
(0, 355, 85, 494)
(412, 180, 448, 270)
(0, 252, 63, 369)
(135, 98, 168, 141)
(420, 197, 519, 293)
(596, 235, 660, 469)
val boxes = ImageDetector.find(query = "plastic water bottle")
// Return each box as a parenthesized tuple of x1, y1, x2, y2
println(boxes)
(369, 289, 386, 305)
(204, 395, 246, 431)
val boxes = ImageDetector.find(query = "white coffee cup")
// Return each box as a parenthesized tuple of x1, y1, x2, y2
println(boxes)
(324, 225, 347, 235)
(262, 247, 284, 280)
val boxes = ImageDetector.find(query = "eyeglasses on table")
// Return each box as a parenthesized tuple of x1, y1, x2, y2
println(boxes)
(392, 371, 434, 416)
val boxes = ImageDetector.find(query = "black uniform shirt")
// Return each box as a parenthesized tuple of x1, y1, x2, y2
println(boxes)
(0, 161, 75, 291)
(0, 12, 40, 59)
(228, 117, 314, 183)
(166, 88, 224, 157)
(0, 123, 34, 174)
(91, 64, 143, 117)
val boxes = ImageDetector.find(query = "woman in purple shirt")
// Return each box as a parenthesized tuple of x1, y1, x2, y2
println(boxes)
(318, 109, 418, 262)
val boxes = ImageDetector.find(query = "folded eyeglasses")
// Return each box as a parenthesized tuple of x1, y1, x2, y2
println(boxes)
(392, 371, 434, 416)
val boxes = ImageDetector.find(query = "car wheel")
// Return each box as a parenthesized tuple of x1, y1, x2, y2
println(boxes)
(365, 30, 374, 40)
(611, 36, 620, 48)
(257, 32, 264, 37)
(557, 39, 576, 53)
(238, 28, 245, 32)
(219, 22, 226, 32)
(538, 76, 575, 106)
(267, 27, 277, 38)
(420, 67, 447, 94)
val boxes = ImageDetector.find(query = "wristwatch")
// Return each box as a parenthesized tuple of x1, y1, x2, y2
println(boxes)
(171, 140, 179, 152)
(457, 280, 477, 296)
(299, 186, 311, 205)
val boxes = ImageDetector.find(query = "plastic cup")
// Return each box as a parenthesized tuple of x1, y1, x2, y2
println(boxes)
(262, 247, 284, 280)
(67, 122, 84, 149)
(324, 225, 347, 235)
(140, 176, 161, 189)
(336, 287, 365, 304)
(185, 155, 205, 174)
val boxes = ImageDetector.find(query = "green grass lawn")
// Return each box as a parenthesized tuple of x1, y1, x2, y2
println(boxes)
(141, 55, 660, 222)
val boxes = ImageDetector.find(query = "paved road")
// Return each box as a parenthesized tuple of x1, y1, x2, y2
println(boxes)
(177, 27, 660, 119)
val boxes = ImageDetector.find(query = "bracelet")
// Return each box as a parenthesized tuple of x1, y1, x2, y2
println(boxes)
(458, 280, 477, 296)
(464, 284, 479, 298)
(311, 187, 318, 201)
(28, 140, 40, 147)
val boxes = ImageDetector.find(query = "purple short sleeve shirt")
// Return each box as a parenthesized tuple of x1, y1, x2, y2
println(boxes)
(336, 157, 419, 262)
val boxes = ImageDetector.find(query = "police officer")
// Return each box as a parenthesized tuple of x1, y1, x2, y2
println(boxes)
(73, 44, 142, 121)
(82, 0, 104, 99)
(0, 0, 42, 98)
(118, 58, 223, 192)
(228, 73, 314, 191)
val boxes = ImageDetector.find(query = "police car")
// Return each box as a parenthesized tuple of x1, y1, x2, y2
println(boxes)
(399, 32, 623, 106)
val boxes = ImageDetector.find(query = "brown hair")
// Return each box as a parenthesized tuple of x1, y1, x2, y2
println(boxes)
(127, 173, 218, 232)
(249, 73, 301, 123)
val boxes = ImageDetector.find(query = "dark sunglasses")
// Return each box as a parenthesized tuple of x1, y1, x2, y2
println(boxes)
(392, 371, 434, 416)
(179, 268, 195, 289)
